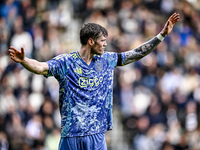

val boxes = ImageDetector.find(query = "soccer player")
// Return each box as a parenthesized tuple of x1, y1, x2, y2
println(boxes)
(8, 13, 180, 150)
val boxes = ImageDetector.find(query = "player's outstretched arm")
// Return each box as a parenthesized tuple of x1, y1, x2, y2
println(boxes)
(8, 46, 49, 75)
(121, 13, 180, 66)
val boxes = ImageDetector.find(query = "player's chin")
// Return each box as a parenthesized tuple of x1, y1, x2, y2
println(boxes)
(97, 50, 104, 55)
(99, 51, 104, 55)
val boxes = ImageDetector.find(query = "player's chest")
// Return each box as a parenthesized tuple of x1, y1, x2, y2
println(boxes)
(67, 61, 109, 88)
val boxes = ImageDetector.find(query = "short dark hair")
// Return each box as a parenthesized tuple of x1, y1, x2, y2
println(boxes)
(80, 23, 108, 45)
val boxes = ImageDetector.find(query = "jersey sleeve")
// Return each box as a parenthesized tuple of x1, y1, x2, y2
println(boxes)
(44, 54, 69, 79)
(103, 52, 118, 68)
(118, 52, 126, 66)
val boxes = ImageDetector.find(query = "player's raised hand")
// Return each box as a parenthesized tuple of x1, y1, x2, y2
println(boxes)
(160, 13, 180, 37)
(8, 46, 25, 63)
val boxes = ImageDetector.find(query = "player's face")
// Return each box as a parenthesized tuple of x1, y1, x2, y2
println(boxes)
(91, 35, 107, 55)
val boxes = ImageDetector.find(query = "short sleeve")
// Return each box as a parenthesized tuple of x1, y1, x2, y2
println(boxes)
(44, 54, 69, 79)
(103, 52, 118, 68)
(120, 52, 126, 66)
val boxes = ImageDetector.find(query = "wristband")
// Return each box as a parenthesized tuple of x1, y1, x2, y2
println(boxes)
(156, 33, 165, 41)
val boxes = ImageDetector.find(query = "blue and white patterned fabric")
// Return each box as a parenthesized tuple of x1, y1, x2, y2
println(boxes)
(45, 51, 119, 137)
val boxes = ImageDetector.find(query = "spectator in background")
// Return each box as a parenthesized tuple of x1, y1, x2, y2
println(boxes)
(0, 0, 19, 28)
(0, 17, 10, 54)
(5, 113, 25, 150)
(0, 132, 9, 150)
(10, 16, 33, 58)
(25, 114, 43, 148)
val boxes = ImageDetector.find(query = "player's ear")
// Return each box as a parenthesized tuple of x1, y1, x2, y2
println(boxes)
(88, 38, 94, 46)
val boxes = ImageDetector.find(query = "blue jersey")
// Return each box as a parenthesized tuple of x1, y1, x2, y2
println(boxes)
(45, 51, 119, 137)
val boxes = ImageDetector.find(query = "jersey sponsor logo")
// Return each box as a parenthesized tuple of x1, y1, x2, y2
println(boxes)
(79, 76, 103, 88)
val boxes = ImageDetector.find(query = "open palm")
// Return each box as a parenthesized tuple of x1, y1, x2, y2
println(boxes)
(8, 46, 25, 63)
(161, 13, 180, 37)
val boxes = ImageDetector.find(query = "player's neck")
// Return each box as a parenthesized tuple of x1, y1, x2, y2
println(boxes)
(79, 45, 94, 65)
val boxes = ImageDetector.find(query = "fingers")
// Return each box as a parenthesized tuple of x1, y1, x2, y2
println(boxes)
(8, 46, 25, 62)
(9, 46, 18, 52)
(9, 47, 18, 57)
(10, 53, 14, 59)
(8, 51, 15, 60)
(173, 14, 180, 21)
(171, 13, 179, 18)
(8, 46, 21, 60)
(8, 48, 15, 59)
(9, 46, 24, 53)
(170, 13, 180, 23)
(8, 48, 15, 55)
(21, 47, 24, 55)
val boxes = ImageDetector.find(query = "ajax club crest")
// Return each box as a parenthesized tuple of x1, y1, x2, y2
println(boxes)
(94, 61, 103, 72)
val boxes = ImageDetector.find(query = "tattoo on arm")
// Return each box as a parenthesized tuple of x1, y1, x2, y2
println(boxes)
(122, 37, 161, 65)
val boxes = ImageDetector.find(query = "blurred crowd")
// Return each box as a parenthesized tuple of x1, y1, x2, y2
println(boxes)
(0, 0, 200, 150)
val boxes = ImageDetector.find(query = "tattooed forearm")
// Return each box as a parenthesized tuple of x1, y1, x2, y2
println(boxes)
(122, 37, 161, 65)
